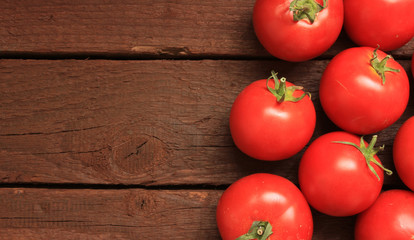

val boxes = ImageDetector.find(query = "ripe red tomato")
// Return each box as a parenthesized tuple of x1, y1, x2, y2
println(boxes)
(319, 47, 409, 135)
(299, 131, 391, 217)
(394, 116, 414, 191)
(355, 189, 414, 240)
(344, 0, 414, 51)
(229, 72, 316, 161)
(216, 173, 313, 240)
(253, 0, 343, 62)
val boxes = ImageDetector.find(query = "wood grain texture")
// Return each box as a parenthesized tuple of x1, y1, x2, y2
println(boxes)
(0, 188, 356, 240)
(0, 0, 413, 58)
(1, 59, 413, 186)
(0, 188, 220, 239)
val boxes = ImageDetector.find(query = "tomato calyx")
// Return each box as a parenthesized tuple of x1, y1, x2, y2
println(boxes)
(236, 221, 273, 240)
(370, 47, 400, 84)
(289, 0, 327, 24)
(333, 135, 393, 181)
(266, 71, 310, 103)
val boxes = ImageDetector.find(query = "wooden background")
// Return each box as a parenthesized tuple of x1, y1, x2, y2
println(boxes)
(1, 1, 413, 239)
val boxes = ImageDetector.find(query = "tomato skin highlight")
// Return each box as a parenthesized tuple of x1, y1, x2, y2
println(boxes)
(299, 131, 385, 217)
(319, 47, 409, 135)
(216, 173, 313, 240)
(394, 116, 414, 192)
(253, 0, 343, 62)
(344, 0, 414, 51)
(229, 78, 316, 161)
(355, 190, 414, 240)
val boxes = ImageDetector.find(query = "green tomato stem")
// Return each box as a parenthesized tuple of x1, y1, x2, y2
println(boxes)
(289, 0, 327, 23)
(236, 221, 273, 240)
(370, 47, 400, 84)
(266, 71, 310, 103)
(333, 135, 392, 181)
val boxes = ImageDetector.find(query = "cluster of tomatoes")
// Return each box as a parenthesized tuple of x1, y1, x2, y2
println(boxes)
(216, 0, 414, 239)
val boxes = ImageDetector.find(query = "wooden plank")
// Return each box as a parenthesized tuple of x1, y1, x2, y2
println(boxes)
(0, 188, 355, 239)
(1, 59, 412, 186)
(1, 0, 413, 58)
(0, 188, 221, 239)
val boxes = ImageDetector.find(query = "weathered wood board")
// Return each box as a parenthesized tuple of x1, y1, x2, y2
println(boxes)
(1, 59, 412, 187)
(0, 0, 412, 58)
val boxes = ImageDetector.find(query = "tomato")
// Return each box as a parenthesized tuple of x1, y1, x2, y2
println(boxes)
(229, 71, 316, 161)
(394, 116, 414, 191)
(344, 0, 414, 51)
(298, 131, 392, 217)
(355, 189, 414, 239)
(253, 0, 343, 62)
(319, 47, 409, 135)
(216, 173, 313, 240)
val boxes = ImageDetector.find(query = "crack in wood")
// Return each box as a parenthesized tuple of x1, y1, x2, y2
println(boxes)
(0, 217, 41, 220)
(125, 140, 148, 159)
(0, 125, 107, 137)
(110, 134, 171, 175)
(85, 223, 139, 228)
(17, 146, 111, 156)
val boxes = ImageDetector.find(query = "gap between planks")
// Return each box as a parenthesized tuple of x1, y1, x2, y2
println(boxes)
(0, 182, 229, 191)
(0, 182, 403, 192)
(0, 51, 279, 61)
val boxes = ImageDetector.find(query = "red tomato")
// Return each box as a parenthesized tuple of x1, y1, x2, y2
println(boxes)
(319, 47, 409, 135)
(299, 131, 391, 217)
(355, 189, 414, 239)
(253, 0, 343, 62)
(394, 116, 414, 191)
(229, 72, 316, 161)
(344, 0, 414, 51)
(216, 173, 313, 240)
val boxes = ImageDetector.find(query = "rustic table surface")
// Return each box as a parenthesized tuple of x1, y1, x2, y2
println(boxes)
(1, 1, 413, 239)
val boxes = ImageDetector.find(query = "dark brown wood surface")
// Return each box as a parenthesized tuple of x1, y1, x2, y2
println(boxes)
(1, 0, 413, 58)
(1, 0, 413, 239)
